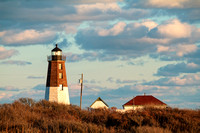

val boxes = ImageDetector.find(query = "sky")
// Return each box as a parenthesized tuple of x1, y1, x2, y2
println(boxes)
(0, 0, 200, 109)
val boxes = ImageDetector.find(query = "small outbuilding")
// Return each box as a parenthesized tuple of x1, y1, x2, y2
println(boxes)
(90, 97, 109, 109)
(123, 94, 167, 110)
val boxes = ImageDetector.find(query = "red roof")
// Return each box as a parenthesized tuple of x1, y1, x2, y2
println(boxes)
(123, 95, 166, 106)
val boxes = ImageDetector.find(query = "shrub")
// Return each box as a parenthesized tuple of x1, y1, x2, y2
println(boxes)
(0, 98, 199, 133)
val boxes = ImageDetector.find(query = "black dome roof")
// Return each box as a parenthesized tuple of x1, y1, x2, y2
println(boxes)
(52, 44, 62, 52)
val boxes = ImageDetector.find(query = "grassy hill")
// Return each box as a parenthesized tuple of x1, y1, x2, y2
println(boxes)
(0, 98, 199, 133)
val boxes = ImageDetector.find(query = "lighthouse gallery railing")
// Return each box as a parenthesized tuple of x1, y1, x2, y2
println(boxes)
(47, 55, 66, 61)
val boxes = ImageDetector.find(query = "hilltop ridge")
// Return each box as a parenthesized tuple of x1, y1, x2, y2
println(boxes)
(0, 98, 199, 133)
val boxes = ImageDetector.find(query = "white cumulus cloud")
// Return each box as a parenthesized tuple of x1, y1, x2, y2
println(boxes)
(98, 22, 126, 36)
(147, 0, 187, 8)
(157, 19, 192, 38)
(157, 44, 197, 57)
(0, 47, 18, 60)
(0, 29, 56, 46)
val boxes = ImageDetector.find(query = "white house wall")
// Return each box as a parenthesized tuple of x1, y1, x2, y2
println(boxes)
(124, 105, 134, 110)
(45, 87, 70, 105)
(91, 101, 108, 109)
(124, 105, 167, 111)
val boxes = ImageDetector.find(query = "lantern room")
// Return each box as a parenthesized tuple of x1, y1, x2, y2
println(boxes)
(52, 44, 62, 56)
(48, 44, 66, 61)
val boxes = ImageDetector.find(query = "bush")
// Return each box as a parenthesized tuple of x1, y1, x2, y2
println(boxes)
(0, 98, 199, 133)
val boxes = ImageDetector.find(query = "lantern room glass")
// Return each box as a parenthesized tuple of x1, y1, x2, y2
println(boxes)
(52, 51, 62, 56)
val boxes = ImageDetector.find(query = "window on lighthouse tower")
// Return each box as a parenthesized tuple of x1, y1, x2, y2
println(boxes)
(59, 73, 63, 79)
(59, 84, 63, 91)
(59, 64, 62, 69)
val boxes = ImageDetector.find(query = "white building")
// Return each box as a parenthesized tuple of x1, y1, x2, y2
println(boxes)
(123, 94, 167, 111)
(90, 97, 109, 109)
(45, 44, 70, 104)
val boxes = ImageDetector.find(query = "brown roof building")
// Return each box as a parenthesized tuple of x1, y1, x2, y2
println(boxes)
(123, 95, 167, 110)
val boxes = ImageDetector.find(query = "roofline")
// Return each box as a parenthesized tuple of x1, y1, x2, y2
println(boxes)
(122, 95, 167, 106)
(90, 97, 109, 107)
(51, 44, 62, 51)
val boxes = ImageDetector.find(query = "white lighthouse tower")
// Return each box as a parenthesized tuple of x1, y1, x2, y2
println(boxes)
(45, 44, 70, 104)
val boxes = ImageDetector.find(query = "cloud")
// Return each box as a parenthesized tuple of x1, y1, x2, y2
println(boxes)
(0, 1, 151, 32)
(23, 0, 122, 4)
(157, 44, 197, 57)
(107, 77, 115, 83)
(0, 93, 14, 103)
(65, 52, 120, 62)
(146, 19, 200, 62)
(104, 83, 200, 108)
(75, 3, 121, 15)
(0, 60, 32, 66)
(0, 47, 18, 60)
(126, 61, 145, 66)
(98, 22, 126, 36)
(27, 76, 45, 79)
(145, 0, 188, 8)
(65, 52, 97, 62)
(124, 0, 200, 23)
(0, 82, 199, 109)
(151, 45, 199, 62)
(125, 0, 200, 9)
(32, 84, 45, 91)
(84, 79, 101, 84)
(107, 77, 137, 84)
(149, 19, 192, 39)
(75, 19, 200, 62)
(183, 47, 200, 65)
(0, 1, 152, 46)
(155, 62, 200, 76)
(12, 90, 45, 102)
(0, 84, 46, 104)
(0, 86, 20, 92)
(58, 39, 69, 48)
(139, 20, 158, 31)
(75, 0, 122, 4)
(68, 84, 81, 97)
(72, 3, 152, 22)
(0, 93, 7, 99)
(75, 21, 157, 58)
(146, 74, 200, 86)
(148, 0, 200, 8)
(0, 29, 56, 46)
(0, 1, 76, 25)
(68, 83, 106, 98)
(116, 79, 137, 84)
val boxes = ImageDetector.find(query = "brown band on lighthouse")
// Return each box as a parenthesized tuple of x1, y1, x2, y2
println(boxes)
(46, 60, 68, 87)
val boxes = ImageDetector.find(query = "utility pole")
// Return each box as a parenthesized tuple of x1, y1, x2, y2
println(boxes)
(79, 73, 83, 109)
(132, 96, 134, 110)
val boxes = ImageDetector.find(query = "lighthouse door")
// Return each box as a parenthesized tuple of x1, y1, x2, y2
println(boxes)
(59, 84, 63, 91)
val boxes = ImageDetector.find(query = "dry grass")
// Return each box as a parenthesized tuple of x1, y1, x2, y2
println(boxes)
(0, 98, 199, 133)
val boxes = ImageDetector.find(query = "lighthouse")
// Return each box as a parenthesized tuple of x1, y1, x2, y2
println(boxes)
(45, 44, 70, 104)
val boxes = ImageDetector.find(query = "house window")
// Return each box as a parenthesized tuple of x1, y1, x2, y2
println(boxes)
(59, 73, 63, 79)
(59, 84, 63, 91)
(59, 64, 62, 69)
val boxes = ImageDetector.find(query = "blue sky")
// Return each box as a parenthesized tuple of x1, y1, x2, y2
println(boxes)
(0, 0, 200, 109)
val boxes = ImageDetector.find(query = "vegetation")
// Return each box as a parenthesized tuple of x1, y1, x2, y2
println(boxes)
(0, 98, 199, 133)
